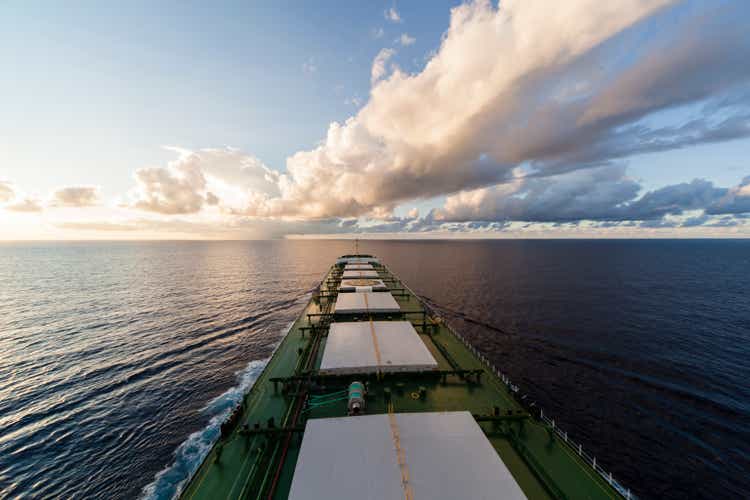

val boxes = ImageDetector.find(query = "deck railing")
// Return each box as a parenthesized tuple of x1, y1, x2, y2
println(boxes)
(451, 321, 636, 500)
(383, 265, 637, 500)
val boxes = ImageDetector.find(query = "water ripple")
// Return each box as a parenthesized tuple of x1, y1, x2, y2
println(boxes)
(0, 240, 748, 500)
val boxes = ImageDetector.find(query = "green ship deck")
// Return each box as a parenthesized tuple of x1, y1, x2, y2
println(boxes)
(179, 256, 634, 500)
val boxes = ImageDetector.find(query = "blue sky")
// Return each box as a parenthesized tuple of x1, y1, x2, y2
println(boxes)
(2, 1, 457, 191)
(1, 0, 750, 239)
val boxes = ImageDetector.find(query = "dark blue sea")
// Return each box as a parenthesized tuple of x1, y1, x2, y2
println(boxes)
(0, 240, 748, 499)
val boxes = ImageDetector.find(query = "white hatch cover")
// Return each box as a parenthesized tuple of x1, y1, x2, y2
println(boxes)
(288, 411, 527, 500)
(320, 321, 437, 374)
(342, 270, 379, 279)
(344, 263, 374, 270)
(339, 278, 387, 292)
(336, 256, 380, 265)
(333, 292, 400, 315)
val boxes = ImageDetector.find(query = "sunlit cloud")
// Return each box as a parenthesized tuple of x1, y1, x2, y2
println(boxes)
(127, 147, 280, 216)
(50, 186, 99, 207)
(6, 198, 43, 213)
(370, 48, 396, 85)
(0, 182, 14, 203)
(384, 7, 401, 23)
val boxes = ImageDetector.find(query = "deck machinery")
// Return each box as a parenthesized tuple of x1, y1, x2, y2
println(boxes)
(180, 255, 634, 500)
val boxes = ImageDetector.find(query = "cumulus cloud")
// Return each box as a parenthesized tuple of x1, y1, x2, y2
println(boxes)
(6, 198, 43, 213)
(397, 33, 415, 46)
(384, 7, 401, 23)
(128, 147, 280, 215)
(131, 159, 207, 214)
(0, 182, 14, 203)
(226, 0, 750, 222)
(51, 186, 99, 207)
(371, 48, 396, 85)
(1, 182, 45, 213)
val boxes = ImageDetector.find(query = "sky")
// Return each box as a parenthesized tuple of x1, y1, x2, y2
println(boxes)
(1, 0, 750, 240)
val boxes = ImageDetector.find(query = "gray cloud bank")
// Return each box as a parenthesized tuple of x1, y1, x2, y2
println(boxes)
(436, 167, 750, 224)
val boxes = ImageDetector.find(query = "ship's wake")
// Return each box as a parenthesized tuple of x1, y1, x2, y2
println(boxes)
(139, 358, 268, 500)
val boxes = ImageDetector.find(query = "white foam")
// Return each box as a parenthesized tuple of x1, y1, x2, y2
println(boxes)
(139, 358, 267, 500)
(140, 311, 302, 500)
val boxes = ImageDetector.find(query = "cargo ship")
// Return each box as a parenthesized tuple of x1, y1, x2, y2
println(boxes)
(179, 254, 635, 499)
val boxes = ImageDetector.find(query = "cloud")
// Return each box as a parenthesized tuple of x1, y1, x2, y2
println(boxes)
(129, 148, 279, 215)
(0, 182, 14, 203)
(397, 33, 415, 46)
(704, 215, 746, 228)
(225, 0, 750, 222)
(435, 166, 750, 224)
(301, 58, 317, 74)
(435, 165, 744, 223)
(51, 186, 99, 207)
(384, 7, 401, 23)
(370, 48, 396, 85)
(6, 198, 43, 213)
(707, 176, 750, 214)
(131, 158, 207, 214)
(626, 179, 727, 220)
(436, 166, 638, 222)
(680, 213, 710, 228)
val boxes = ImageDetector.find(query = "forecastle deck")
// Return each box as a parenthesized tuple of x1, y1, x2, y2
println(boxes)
(179, 255, 633, 500)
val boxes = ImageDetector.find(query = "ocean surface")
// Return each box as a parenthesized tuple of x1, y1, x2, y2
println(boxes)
(0, 240, 748, 499)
